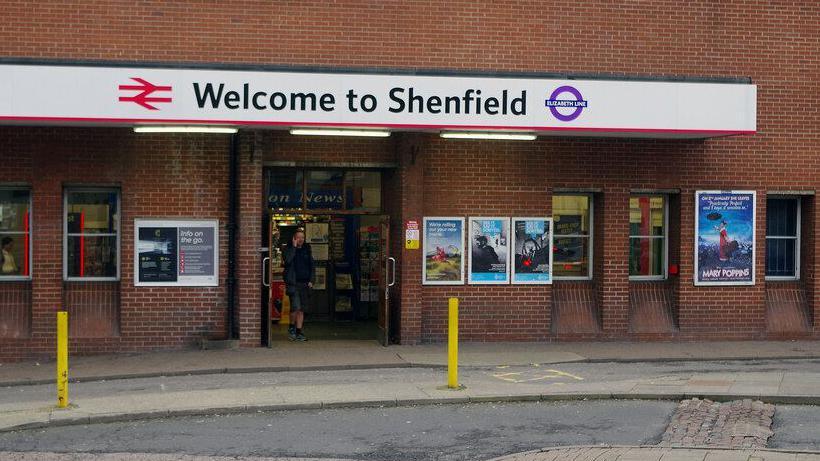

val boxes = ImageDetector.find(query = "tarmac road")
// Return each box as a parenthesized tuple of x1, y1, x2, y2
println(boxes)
(770, 404, 820, 450)
(4, 359, 820, 460)
(0, 400, 675, 461)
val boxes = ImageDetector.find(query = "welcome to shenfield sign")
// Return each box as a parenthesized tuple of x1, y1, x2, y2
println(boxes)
(0, 63, 756, 138)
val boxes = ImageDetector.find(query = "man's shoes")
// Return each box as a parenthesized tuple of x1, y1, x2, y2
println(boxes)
(288, 326, 297, 341)
(295, 333, 308, 342)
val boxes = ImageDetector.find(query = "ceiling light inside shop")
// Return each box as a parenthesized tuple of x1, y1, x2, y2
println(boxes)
(133, 126, 238, 134)
(440, 132, 537, 141)
(289, 129, 391, 137)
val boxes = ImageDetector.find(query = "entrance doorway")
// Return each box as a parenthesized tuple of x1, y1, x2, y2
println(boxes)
(261, 168, 394, 346)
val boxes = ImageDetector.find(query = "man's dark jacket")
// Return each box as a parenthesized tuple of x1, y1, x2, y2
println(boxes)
(282, 243, 316, 291)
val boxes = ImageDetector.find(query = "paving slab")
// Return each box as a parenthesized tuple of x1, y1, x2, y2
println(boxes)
(5, 340, 820, 387)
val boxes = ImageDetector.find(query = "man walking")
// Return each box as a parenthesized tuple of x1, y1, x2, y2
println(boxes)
(283, 228, 314, 341)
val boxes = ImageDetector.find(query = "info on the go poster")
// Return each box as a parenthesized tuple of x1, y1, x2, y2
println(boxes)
(694, 191, 756, 286)
(134, 219, 219, 287)
(422, 217, 465, 285)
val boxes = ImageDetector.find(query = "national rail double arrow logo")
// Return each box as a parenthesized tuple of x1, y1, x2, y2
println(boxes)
(118, 77, 173, 110)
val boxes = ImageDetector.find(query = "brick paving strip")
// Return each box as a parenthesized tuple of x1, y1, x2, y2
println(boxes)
(660, 398, 775, 449)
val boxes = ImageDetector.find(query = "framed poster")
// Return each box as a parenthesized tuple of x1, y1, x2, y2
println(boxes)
(422, 217, 465, 285)
(468, 217, 510, 284)
(511, 217, 553, 284)
(312, 243, 329, 261)
(694, 191, 756, 286)
(305, 222, 329, 244)
(314, 267, 327, 290)
(136, 225, 178, 283)
(134, 219, 219, 287)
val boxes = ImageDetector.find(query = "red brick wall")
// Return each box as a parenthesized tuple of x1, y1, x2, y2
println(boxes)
(0, 128, 234, 361)
(0, 1, 818, 354)
(414, 137, 817, 342)
(267, 133, 395, 166)
(420, 139, 553, 342)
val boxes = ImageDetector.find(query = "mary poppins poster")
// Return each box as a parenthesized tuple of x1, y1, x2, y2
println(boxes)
(695, 191, 756, 285)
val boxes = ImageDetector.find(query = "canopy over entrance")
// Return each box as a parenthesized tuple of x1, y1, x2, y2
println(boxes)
(0, 62, 756, 139)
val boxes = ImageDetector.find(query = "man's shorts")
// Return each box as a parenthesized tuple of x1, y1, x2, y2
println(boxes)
(288, 282, 311, 312)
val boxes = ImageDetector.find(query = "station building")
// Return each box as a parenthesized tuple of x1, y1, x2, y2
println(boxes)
(0, 1, 817, 361)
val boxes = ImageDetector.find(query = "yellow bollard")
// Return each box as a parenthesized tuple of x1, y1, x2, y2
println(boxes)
(448, 297, 459, 389)
(56, 311, 68, 408)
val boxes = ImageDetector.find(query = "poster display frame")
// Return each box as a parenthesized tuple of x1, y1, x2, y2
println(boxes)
(510, 217, 554, 285)
(693, 190, 756, 286)
(467, 217, 511, 285)
(422, 217, 465, 286)
(134, 218, 219, 287)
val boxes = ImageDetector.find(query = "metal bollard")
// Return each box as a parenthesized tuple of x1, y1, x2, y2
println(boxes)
(57, 311, 68, 408)
(448, 297, 459, 389)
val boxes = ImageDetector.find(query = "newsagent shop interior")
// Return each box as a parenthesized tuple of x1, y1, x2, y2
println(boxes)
(1, 2, 818, 362)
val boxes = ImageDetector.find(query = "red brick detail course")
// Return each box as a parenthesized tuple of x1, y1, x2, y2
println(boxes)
(0, 281, 31, 339)
(552, 282, 600, 335)
(765, 282, 811, 335)
(629, 281, 676, 334)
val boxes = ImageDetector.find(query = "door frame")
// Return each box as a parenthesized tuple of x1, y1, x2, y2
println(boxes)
(262, 210, 395, 346)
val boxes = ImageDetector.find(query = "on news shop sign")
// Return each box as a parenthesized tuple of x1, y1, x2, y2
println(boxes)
(134, 219, 219, 287)
(0, 64, 756, 136)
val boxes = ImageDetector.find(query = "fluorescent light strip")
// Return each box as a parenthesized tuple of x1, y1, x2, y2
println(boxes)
(134, 126, 238, 134)
(440, 132, 537, 141)
(289, 129, 391, 137)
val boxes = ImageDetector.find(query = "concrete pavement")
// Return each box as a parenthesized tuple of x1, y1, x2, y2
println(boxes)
(5, 340, 820, 386)
(4, 342, 820, 461)
(4, 357, 820, 433)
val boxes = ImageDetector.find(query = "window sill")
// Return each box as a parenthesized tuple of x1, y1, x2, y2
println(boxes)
(0, 276, 32, 282)
(63, 278, 120, 282)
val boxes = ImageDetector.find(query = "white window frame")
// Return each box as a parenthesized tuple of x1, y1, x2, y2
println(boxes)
(0, 186, 33, 281)
(765, 196, 801, 281)
(63, 188, 121, 282)
(552, 193, 594, 281)
(628, 194, 669, 281)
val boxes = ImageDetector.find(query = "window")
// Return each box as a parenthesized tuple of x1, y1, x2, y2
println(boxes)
(64, 189, 120, 280)
(306, 170, 344, 210)
(552, 195, 592, 279)
(766, 197, 800, 280)
(265, 168, 383, 212)
(0, 188, 31, 280)
(345, 171, 381, 211)
(267, 169, 303, 209)
(629, 195, 667, 279)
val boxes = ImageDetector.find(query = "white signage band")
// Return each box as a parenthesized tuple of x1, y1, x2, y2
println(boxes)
(0, 64, 757, 138)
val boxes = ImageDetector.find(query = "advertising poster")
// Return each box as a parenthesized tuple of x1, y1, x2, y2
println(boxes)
(134, 219, 219, 287)
(422, 217, 465, 285)
(468, 217, 510, 284)
(137, 226, 177, 283)
(695, 191, 756, 285)
(178, 226, 215, 278)
(511, 218, 553, 284)
(305, 222, 329, 244)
